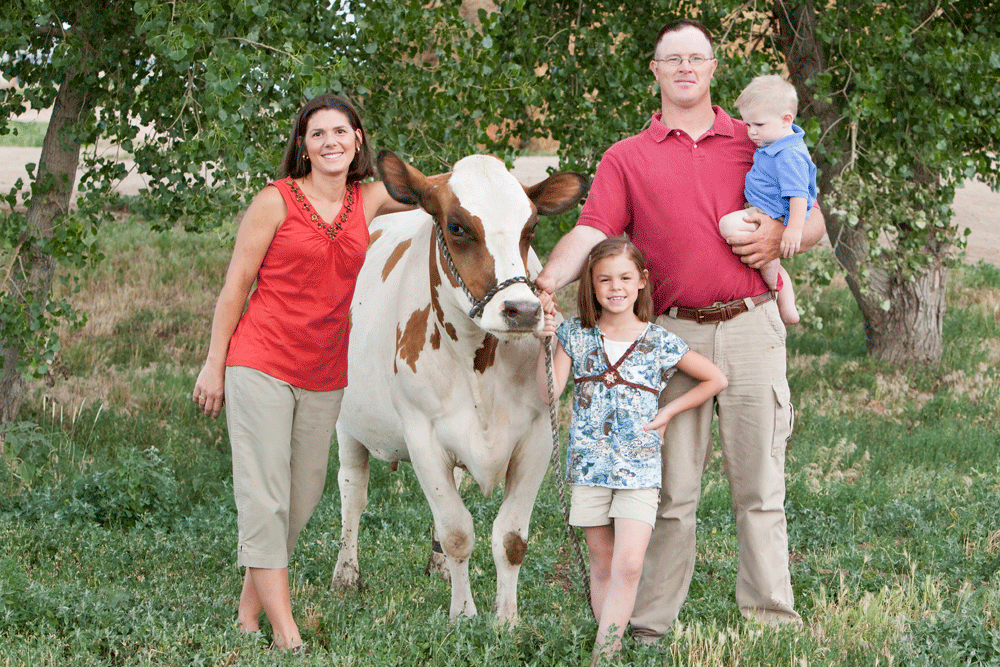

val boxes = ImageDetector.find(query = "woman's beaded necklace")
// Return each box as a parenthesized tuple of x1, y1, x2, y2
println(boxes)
(286, 178, 357, 240)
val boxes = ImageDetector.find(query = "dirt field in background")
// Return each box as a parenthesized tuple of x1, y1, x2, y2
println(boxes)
(1, 146, 996, 267)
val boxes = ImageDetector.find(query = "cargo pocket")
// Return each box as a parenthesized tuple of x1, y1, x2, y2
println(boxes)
(771, 382, 794, 457)
(764, 300, 787, 344)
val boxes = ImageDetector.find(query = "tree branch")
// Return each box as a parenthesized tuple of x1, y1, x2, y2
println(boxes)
(223, 37, 304, 63)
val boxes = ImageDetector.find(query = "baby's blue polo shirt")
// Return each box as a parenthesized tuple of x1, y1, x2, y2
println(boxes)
(744, 124, 817, 223)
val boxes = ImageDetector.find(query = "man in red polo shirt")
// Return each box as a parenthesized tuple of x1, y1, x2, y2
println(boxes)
(536, 18, 826, 640)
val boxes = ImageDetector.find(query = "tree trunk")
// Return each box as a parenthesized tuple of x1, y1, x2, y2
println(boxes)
(0, 69, 89, 427)
(773, 0, 946, 364)
(866, 263, 946, 363)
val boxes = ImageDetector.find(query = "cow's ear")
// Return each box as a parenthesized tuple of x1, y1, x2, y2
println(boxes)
(525, 173, 590, 216)
(377, 150, 423, 206)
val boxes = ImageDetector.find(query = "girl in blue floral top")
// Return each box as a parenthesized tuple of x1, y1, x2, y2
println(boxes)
(536, 237, 726, 662)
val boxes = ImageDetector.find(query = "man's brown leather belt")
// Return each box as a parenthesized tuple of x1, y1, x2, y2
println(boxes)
(667, 291, 775, 324)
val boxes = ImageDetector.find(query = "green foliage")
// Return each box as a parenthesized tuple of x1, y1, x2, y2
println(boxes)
(811, 0, 1000, 189)
(0, 420, 66, 493)
(827, 162, 963, 296)
(60, 446, 181, 527)
(806, 1, 998, 300)
(2, 223, 1000, 662)
(0, 209, 99, 379)
(901, 586, 1000, 666)
(0, 120, 47, 147)
(4, 0, 998, 399)
(2, 412, 186, 527)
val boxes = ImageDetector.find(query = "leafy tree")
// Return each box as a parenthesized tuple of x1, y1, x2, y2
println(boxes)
(2, 0, 997, 426)
(0, 0, 523, 425)
(772, 0, 999, 363)
(501, 0, 999, 364)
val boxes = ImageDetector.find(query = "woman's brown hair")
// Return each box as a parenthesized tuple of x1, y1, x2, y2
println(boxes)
(279, 94, 376, 182)
(576, 236, 655, 328)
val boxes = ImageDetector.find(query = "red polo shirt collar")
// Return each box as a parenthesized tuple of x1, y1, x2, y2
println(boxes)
(649, 106, 738, 143)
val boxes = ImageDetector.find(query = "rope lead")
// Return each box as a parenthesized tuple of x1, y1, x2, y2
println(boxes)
(545, 336, 592, 610)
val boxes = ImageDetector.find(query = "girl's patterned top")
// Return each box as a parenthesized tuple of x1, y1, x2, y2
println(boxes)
(555, 317, 688, 489)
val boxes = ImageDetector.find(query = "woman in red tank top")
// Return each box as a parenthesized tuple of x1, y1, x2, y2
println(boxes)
(192, 95, 412, 652)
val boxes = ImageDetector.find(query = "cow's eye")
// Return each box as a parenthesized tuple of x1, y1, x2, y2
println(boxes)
(447, 220, 466, 238)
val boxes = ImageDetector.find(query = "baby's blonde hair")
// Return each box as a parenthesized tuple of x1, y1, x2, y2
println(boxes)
(734, 74, 798, 118)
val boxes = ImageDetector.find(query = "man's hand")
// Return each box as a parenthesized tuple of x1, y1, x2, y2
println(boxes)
(728, 210, 784, 269)
(535, 225, 608, 294)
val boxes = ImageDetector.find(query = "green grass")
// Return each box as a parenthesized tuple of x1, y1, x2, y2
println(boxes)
(2, 217, 1000, 665)
(0, 120, 48, 147)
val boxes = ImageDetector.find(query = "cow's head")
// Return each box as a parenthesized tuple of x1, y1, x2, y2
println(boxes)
(378, 150, 588, 335)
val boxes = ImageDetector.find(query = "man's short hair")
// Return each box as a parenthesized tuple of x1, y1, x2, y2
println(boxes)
(654, 19, 714, 55)
(734, 75, 798, 118)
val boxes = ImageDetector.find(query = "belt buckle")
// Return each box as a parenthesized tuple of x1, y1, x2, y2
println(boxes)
(695, 304, 723, 324)
(697, 301, 742, 323)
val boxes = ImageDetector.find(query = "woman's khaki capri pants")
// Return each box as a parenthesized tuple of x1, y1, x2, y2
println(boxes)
(225, 366, 343, 569)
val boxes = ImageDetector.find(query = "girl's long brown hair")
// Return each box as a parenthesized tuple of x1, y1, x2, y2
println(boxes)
(577, 236, 654, 328)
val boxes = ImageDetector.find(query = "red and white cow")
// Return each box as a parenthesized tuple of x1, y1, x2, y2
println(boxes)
(332, 150, 587, 622)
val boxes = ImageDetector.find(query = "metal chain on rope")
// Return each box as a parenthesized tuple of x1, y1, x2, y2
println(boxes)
(434, 218, 591, 606)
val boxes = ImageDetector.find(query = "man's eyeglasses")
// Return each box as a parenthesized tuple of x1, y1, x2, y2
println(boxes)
(654, 55, 714, 67)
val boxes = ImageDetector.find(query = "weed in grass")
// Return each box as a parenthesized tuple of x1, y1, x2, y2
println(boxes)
(665, 621, 819, 667)
(900, 583, 1000, 666)
(15, 445, 182, 528)
(1, 420, 70, 497)
(797, 438, 870, 492)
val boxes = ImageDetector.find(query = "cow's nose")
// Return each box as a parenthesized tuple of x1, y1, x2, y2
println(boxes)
(502, 299, 542, 330)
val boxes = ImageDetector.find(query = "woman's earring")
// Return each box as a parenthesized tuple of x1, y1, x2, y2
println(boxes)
(302, 153, 309, 161)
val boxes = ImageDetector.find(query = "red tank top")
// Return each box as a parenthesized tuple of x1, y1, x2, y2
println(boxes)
(226, 178, 368, 391)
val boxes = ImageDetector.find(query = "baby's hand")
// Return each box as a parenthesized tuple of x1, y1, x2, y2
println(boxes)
(780, 227, 802, 258)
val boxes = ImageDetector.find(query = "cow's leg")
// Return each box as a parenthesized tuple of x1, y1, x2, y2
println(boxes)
(492, 429, 551, 624)
(409, 446, 477, 619)
(425, 468, 464, 582)
(332, 424, 369, 590)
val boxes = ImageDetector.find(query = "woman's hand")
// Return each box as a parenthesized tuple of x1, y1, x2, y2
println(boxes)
(193, 364, 225, 419)
(192, 186, 284, 420)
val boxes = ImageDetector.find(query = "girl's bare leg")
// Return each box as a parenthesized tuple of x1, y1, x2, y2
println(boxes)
(591, 518, 653, 665)
(584, 524, 615, 622)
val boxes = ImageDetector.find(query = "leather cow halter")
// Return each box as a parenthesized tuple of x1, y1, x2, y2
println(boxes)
(432, 219, 537, 319)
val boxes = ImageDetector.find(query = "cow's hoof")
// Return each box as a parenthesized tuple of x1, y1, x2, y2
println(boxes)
(493, 613, 520, 629)
(331, 564, 361, 591)
(425, 550, 451, 583)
